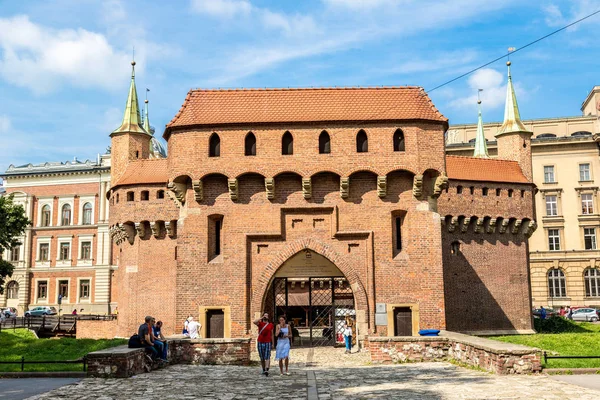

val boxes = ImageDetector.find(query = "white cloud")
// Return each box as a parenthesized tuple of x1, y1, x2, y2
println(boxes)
(543, 0, 600, 29)
(322, 0, 395, 10)
(0, 15, 131, 94)
(190, 0, 252, 18)
(0, 115, 11, 133)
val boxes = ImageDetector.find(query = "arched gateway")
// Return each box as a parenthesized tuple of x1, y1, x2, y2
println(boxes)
(262, 249, 356, 347)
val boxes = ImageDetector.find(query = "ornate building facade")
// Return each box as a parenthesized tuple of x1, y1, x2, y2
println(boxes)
(107, 60, 536, 341)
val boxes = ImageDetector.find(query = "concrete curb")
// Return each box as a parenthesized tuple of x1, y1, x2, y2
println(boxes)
(0, 371, 86, 378)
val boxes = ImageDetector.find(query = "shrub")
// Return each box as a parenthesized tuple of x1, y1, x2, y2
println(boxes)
(534, 317, 589, 333)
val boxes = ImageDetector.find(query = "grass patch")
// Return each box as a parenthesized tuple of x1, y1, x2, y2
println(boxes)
(490, 321, 600, 369)
(0, 328, 126, 372)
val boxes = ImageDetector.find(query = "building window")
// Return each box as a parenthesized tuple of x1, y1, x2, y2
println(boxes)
(548, 229, 561, 251)
(209, 215, 223, 261)
(585, 268, 600, 297)
(10, 246, 19, 262)
(392, 212, 406, 258)
(544, 165, 555, 183)
(545, 195, 558, 216)
(521, 189, 525, 197)
(496, 188, 501, 196)
(215, 219, 221, 256)
(356, 130, 368, 153)
(580, 163, 591, 181)
(245, 132, 256, 156)
(41, 205, 51, 227)
(82, 202, 93, 225)
(58, 280, 69, 299)
(79, 280, 90, 299)
(548, 269, 566, 298)
(116, 193, 119, 203)
(61, 204, 71, 226)
(209, 133, 220, 157)
(141, 191, 149, 201)
(157, 190, 165, 199)
(393, 129, 405, 152)
(508, 189, 513, 197)
(584, 228, 597, 250)
(6, 281, 18, 299)
(450, 241, 460, 255)
(127, 191, 134, 201)
(456, 186, 463, 194)
(319, 131, 331, 154)
(37, 281, 48, 300)
(39, 243, 49, 261)
(59, 243, 70, 260)
(282, 131, 293, 155)
(482, 187, 489, 196)
(469, 186, 474, 195)
(81, 241, 92, 260)
(581, 193, 594, 214)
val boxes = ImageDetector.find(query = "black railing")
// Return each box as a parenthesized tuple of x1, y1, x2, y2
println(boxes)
(0, 314, 117, 333)
(0, 356, 87, 372)
(543, 351, 600, 363)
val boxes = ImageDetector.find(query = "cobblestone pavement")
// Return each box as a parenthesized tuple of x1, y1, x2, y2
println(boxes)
(29, 348, 600, 400)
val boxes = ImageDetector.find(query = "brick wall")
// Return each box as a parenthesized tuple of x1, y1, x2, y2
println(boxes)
(76, 319, 118, 339)
(169, 338, 251, 365)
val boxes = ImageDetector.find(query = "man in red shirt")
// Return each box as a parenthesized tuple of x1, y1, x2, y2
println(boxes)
(254, 312, 274, 376)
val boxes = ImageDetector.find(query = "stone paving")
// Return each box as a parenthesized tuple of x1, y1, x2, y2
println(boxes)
(29, 347, 600, 400)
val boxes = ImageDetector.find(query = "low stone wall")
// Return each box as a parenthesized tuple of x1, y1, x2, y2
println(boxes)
(76, 319, 118, 339)
(169, 337, 251, 365)
(368, 331, 542, 374)
(86, 345, 146, 378)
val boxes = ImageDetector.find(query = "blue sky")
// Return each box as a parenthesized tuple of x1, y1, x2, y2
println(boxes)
(0, 0, 599, 172)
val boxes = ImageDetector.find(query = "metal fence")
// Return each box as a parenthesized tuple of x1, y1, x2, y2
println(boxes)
(543, 351, 600, 363)
(0, 314, 117, 334)
(0, 356, 87, 372)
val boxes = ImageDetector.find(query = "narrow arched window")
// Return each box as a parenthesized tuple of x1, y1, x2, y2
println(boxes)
(6, 281, 18, 299)
(393, 129, 405, 152)
(548, 268, 566, 297)
(61, 204, 71, 226)
(41, 205, 51, 227)
(585, 268, 600, 297)
(82, 202, 93, 225)
(282, 131, 293, 155)
(319, 131, 331, 154)
(141, 191, 149, 201)
(209, 133, 220, 157)
(456, 186, 463, 194)
(356, 130, 368, 153)
(245, 132, 256, 156)
(157, 190, 165, 199)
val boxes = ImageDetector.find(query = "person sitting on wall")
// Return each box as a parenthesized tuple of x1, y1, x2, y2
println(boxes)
(139, 316, 160, 360)
(72, 309, 77, 315)
(187, 316, 202, 339)
(153, 320, 169, 361)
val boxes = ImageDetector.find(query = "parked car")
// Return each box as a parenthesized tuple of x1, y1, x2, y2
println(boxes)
(24, 306, 57, 317)
(2, 307, 18, 318)
(571, 308, 599, 322)
(532, 308, 557, 318)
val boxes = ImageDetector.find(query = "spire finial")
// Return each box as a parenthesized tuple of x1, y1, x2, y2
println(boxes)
(473, 89, 489, 158)
(110, 60, 150, 137)
(143, 88, 151, 135)
(495, 56, 530, 137)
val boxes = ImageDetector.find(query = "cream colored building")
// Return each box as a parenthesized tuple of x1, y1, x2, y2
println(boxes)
(447, 86, 600, 310)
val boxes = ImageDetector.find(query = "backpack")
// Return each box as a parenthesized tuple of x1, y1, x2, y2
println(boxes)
(128, 334, 143, 348)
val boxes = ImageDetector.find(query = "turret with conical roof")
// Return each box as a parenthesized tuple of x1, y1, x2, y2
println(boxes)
(494, 61, 533, 181)
(109, 61, 152, 185)
(473, 98, 489, 158)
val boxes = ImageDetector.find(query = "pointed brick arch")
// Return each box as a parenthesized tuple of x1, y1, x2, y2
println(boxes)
(253, 237, 369, 317)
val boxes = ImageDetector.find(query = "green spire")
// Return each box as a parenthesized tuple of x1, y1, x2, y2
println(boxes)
(473, 99, 489, 158)
(496, 61, 530, 137)
(111, 61, 150, 136)
(143, 98, 151, 134)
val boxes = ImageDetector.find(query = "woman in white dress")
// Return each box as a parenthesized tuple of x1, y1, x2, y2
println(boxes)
(274, 316, 291, 375)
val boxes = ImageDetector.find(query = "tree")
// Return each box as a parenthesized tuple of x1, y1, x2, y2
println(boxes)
(0, 194, 30, 293)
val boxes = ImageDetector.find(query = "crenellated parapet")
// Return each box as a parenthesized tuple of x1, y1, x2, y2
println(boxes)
(442, 215, 536, 237)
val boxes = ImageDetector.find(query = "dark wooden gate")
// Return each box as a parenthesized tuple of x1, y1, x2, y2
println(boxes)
(394, 307, 412, 336)
(206, 309, 225, 338)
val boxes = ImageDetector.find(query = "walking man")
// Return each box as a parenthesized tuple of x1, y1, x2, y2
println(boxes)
(254, 312, 274, 376)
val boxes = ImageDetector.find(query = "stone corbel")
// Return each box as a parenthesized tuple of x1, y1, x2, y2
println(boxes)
(511, 219, 523, 234)
(265, 178, 275, 200)
(192, 180, 203, 202)
(340, 177, 350, 199)
(413, 174, 423, 198)
(460, 217, 471, 233)
(432, 175, 449, 198)
(228, 179, 238, 201)
(448, 216, 459, 233)
(150, 221, 160, 238)
(167, 181, 186, 203)
(474, 218, 484, 233)
(487, 218, 497, 234)
(525, 220, 538, 238)
(377, 176, 387, 198)
(165, 221, 176, 238)
(109, 224, 129, 245)
(499, 219, 510, 234)
(302, 178, 312, 199)
(134, 222, 146, 238)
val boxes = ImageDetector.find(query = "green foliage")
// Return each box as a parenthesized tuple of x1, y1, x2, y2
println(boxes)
(0, 328, 126, 372)
(534, 316, 590, 333)
(0, 194, 31, 293)
(491, 321, 600, 369)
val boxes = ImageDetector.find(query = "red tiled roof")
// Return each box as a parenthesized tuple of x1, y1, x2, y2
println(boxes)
(164, 87, 447, 138)
(113, 159, 168, 187)
(446, 156, 529, 184)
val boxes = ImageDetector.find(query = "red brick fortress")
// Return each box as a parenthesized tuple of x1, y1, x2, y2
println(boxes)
(108, 62, 536, 340)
